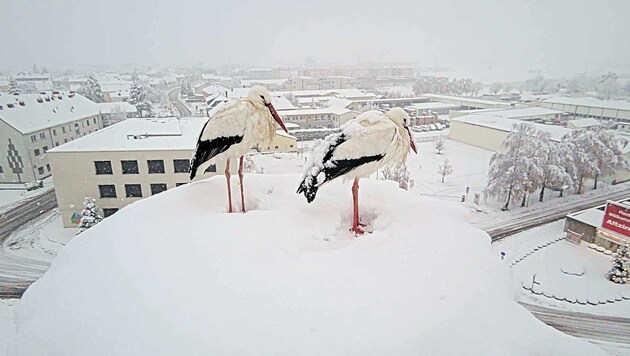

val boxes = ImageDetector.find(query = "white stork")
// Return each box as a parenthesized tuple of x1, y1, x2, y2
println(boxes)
(190, 85, 288, 213)
(297, 108, 417, 234)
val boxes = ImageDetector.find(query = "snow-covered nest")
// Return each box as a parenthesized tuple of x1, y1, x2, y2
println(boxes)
(9, 175, 605, 355)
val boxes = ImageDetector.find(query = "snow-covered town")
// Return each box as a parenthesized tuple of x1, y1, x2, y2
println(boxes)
(1, 1, 630, 355)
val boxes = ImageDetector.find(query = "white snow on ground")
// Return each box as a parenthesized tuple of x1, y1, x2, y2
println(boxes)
(0, 177, 53, 212)
(493, 220, 630, 317)
(9, 174, 606, 355)
(0, 300, 17, 356)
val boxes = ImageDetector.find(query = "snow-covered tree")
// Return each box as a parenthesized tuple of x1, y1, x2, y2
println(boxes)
(597, 72, 620, 100)
(78, 75, 104, 103)
(381, 163, 411, 190)
(607, 242, 629, 284)
(484, 123, 542, 210)
(243, 155, 264, 174)
(437, 159, 453, 183)
(534, 132, 574, 202)
(76, 197, 103, 235)
(359, 103, 381, 113)
(129, 80, 153, 118)
(490, 82, 503, 94)
(8, 79, 21, 95)
(434, 136, 445, 154)
(562, 129, 628, 193)
(471, 81, 483, 96)
(41, 66, 49, 74)
(32, 64, 39, 73)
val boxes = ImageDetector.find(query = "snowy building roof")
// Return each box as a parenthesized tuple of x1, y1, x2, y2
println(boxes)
(48, 117, 207, 153)
(275, 130, 297, 140)
(451, 114, 571, 141)
(277, 106, 355, 117)
(543, 97, 630, 111)
(97, 102, 138, 114)
(568, 118, 602, 128)
(0, 92, 101, 134)
(567, 207, 604, 228)
(410, 102, 460, 110)
(201, 85, 229, 96)
(421, 94, 515, 107)
(478, 107, 565, 120)
(241, 79, 287, 87)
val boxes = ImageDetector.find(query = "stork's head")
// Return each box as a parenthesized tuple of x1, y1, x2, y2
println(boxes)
(248, 85, 288, 133)
(385, 107, 417, 154)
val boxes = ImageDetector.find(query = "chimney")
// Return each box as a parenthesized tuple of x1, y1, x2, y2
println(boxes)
(19, 101, 25, 106)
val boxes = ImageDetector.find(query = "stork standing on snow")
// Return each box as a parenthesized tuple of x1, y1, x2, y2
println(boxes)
(297, 108, 417, 234)
(190, 85, 288, 213)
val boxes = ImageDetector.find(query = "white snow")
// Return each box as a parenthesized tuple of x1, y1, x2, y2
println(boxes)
(543, 97, 630, 112)
(8, 174, 606, 355)
(0, 178, 54, 212)
(451, 114, 571, 142)
(0, 299, 18, 356)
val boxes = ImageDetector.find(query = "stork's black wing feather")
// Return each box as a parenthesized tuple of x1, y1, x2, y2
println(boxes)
(297, 132, 384, 203)
(189, 135, 243, 180)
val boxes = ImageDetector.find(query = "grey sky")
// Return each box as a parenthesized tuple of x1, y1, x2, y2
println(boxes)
(2, 0, 629, 80)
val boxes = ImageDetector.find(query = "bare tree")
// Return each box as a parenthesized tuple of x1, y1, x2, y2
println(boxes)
(437, 159, 453, 183)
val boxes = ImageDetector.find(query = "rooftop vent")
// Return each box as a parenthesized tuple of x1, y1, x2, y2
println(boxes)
(68, 93, 75, 98)
(45, 97, 51, 102)
(13, 92, 19, 96)
(7, 103, 15, 108)
(52, 91, 60, 95)
(39, 92, 46, 95)
(18, 101, 25, 106)
(57, 95, 63, 100)
(37, 97, 44, 103)
(0, 105, 3, 110)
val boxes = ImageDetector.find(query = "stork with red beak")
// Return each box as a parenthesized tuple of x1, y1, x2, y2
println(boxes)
(190, 85, 288, 213)
(297, 108, 417, 234)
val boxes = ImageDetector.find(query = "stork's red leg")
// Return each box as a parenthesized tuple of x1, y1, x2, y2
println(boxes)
(350, 178, 364, 235)
(225, 159, 233, 213)
(238, 156, 246, 213)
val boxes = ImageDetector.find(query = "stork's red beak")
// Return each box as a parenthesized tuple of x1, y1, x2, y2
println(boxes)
(406, 127, 418, 154)
(266, 102, 288, 133)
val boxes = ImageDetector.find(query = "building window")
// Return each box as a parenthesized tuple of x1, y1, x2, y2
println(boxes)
(46, 164, 50, 172)
(121, 160, 139, 174)
(103, 208, 119, 217)
(64, 139, 68, 143)
(289, 145, 293, 148)
(52, 129, 57, 136)
(176, 182, 187, 187)
(55, 142, 59, 147)
(275, 146, 279, 149)
(173, 159, 190, 173)
(93, 117, 97, 124)
(37, 167, 44, 175)
(204, 164, 217, 173)
(125, 184, 142, 198)
(62, 127, 66, 134)
(99, 184, 117, 198)
(86, 119, 90, 126)
(40, 133, 46, 140)
(147, 160, 165, 174)
(43, 146, 48, 152)
(95, 161, 113, 175)
(34, 149, 40, 156)
(150, 183, 168, 195)
(0, 166, 2, 173)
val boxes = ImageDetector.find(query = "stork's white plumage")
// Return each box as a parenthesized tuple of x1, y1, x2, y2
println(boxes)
(298, 108, 417, 234)
(190, 85, 288, 213)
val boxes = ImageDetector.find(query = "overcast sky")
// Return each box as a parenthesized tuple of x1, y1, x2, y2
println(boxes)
(2, 0, 629, 80)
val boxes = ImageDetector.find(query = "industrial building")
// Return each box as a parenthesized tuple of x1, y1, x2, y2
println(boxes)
(565, 200, 630, 252)
(541, 97, 630, 131)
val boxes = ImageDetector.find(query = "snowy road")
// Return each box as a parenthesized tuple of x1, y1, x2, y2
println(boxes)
(521, 302, 630, 346)
(473, 183, 630, 240)
(167, 87, 192, 117)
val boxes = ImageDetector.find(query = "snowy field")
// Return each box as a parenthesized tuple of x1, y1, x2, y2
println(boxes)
(493, 220, 630, 318)
(0, 299, 18, 356)
(6, 174, 606, 355)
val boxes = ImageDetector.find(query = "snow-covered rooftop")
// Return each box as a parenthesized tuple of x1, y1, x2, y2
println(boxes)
(478, 107, 565, 119)
(421, 94, 515, 107)
(567, 207, 604, 228)
(544, 97, 630, 111)
(97, 102, 138, 114)
(201, 85, 229, 96)
(410, 102, 460, 110)
(0, 92, 101, 134)
(452, 114, 571, 141)
(278, 106, 354, 117)
(48, 117, 207, 153)
(568, 118, 602, 128)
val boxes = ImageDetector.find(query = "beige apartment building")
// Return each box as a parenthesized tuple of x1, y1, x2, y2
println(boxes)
(48, 117, 233, 227)
(0, 92, 102, 184)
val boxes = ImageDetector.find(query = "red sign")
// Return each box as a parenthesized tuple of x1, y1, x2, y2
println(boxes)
(602, 202, 630, 238)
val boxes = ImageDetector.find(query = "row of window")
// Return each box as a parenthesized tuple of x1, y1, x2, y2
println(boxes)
(29, 118, 99, 142)
(98, 182, 187, 199)
(95, 159, 190, 175)
(37, 164, 51, 175)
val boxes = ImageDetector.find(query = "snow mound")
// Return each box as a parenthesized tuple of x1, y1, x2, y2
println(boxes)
(9, 175, 605, 355)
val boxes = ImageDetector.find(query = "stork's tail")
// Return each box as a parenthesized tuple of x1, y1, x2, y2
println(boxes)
(297, 176, 318, 203)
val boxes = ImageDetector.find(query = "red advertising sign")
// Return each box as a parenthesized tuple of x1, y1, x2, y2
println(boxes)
(602, 202, 630, 238)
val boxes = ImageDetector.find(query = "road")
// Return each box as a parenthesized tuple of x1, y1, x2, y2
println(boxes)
(167, 87, 192, 117)
(521, 302, 630, 346)
(474, 184, 630, 241)
(0, 189, 57, 298)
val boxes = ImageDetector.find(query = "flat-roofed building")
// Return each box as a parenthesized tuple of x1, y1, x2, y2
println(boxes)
(48, 117, 233, 227)
(277, 107, 360, 129)
(541, 97, 630, 130)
